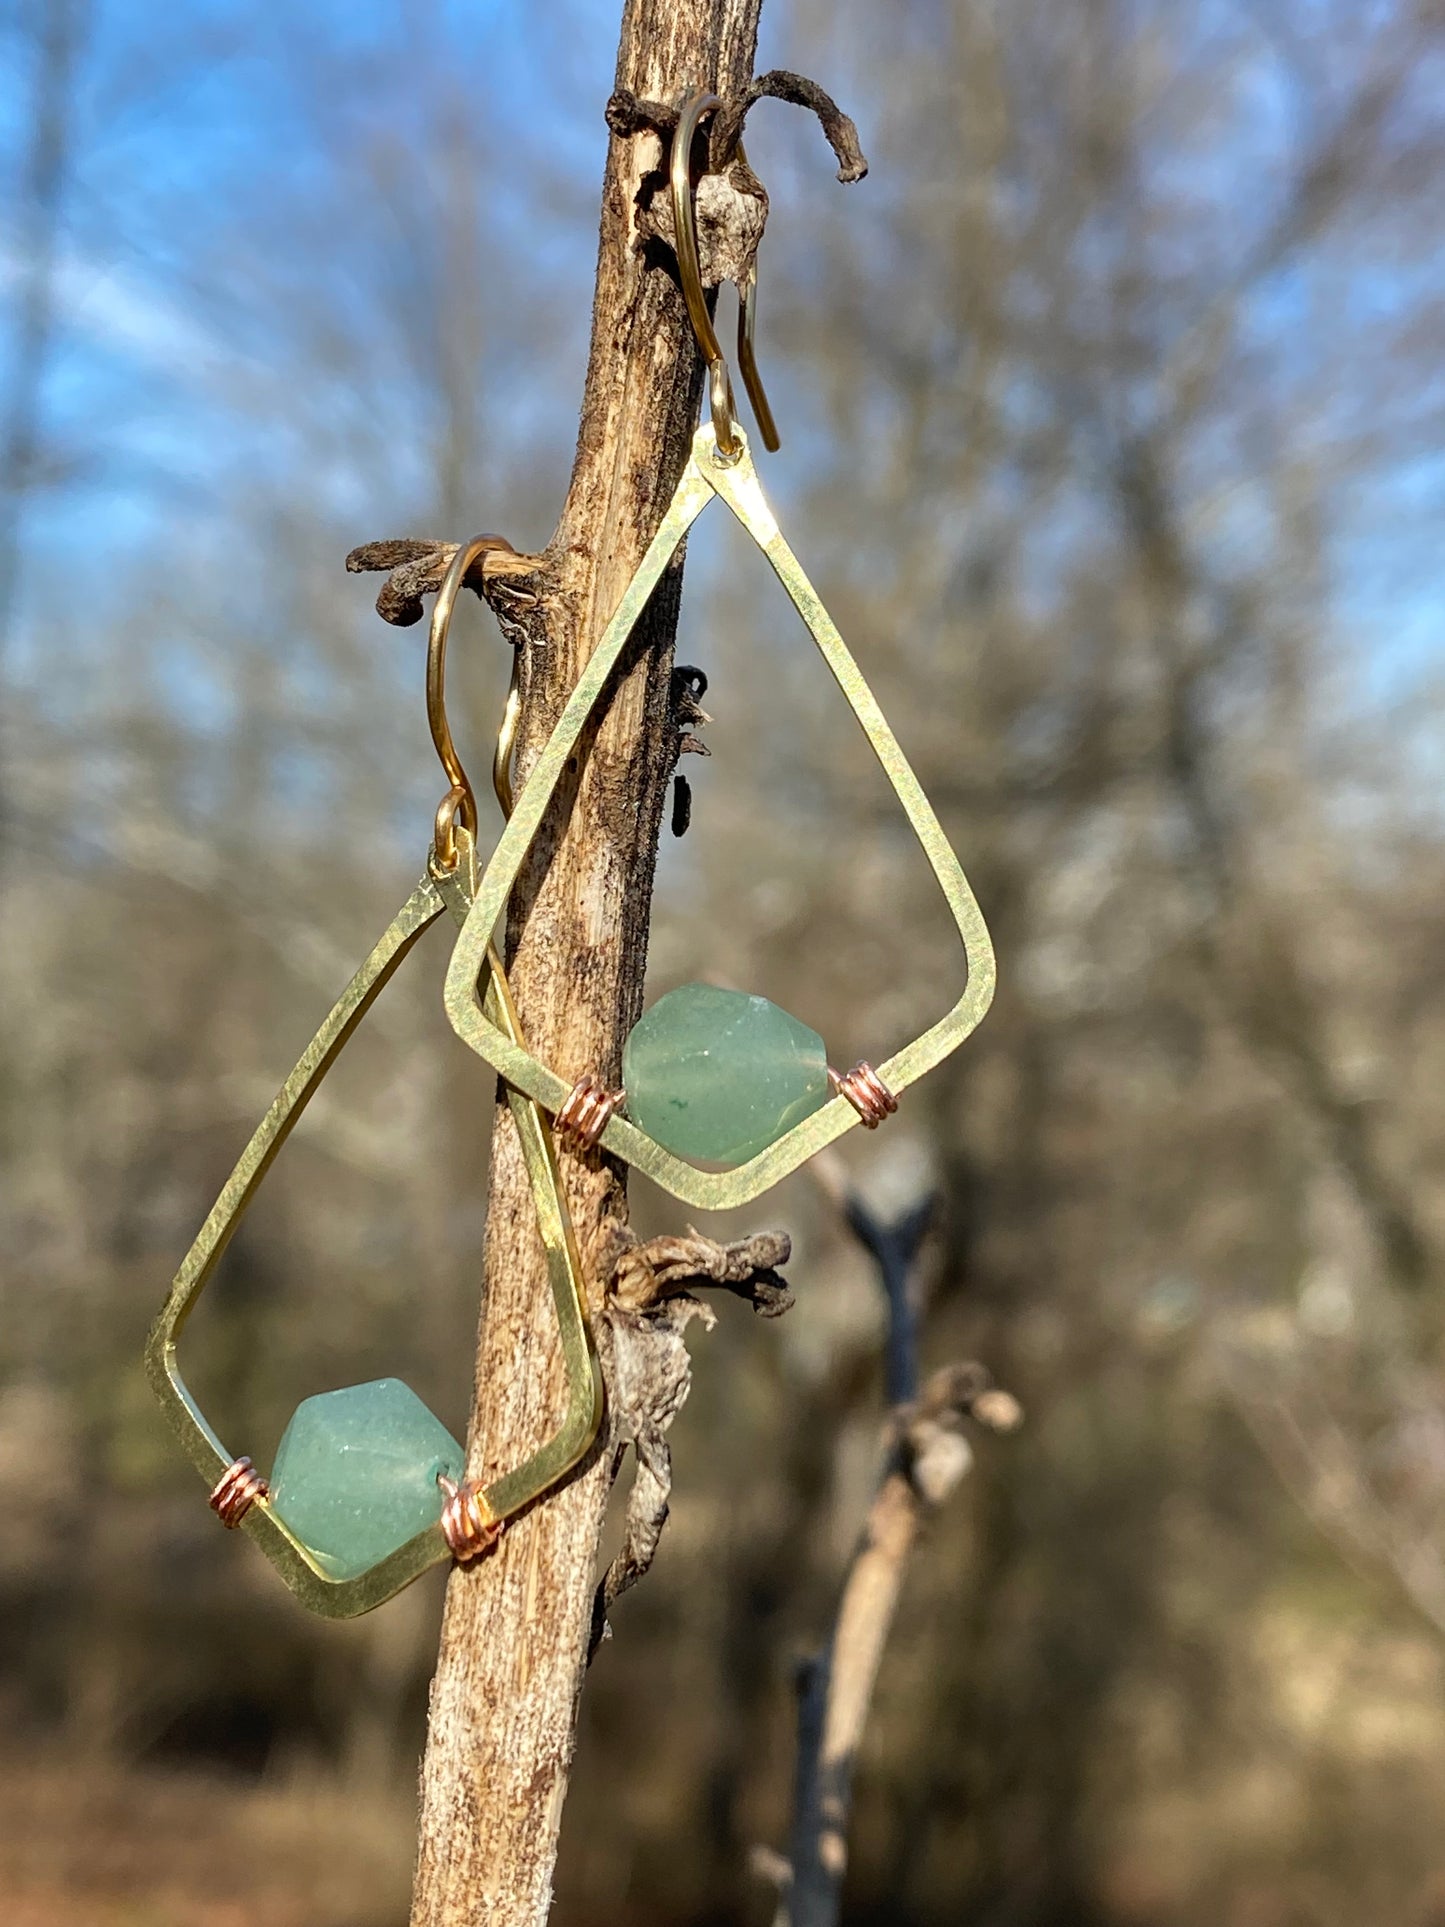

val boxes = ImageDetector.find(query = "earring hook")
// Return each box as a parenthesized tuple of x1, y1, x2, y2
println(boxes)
(428, 532, 516, 869)
(736, 265, 779, 452)
(669, 91, 780, 458)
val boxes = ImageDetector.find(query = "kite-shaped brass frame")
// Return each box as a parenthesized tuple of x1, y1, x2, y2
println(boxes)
(145, 829, 603, 1618)
(442, 421, 996, 1209)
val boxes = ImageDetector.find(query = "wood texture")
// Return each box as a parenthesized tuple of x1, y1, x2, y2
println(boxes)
(408, 3, 765, 1922)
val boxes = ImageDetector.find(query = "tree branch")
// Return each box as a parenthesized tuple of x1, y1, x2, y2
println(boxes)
(588, 1222, 796, 1659)
(345, 537, 542, 630)
(606, 68, 869, 184)
(766, 1165, 1021, 1927)
(406, 5, 790, 1922)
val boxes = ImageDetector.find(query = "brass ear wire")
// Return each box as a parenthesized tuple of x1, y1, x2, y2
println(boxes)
(736, 265, 779, 453)
(429, 542, 607, 1521)
(441, 419, 997, 1212)
(669, 91, 780, 459)
(428, 533, 516, 869)
(492, 645, 523, 820)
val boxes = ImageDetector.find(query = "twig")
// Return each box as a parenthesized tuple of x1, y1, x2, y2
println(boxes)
(588, 1224, 796, 1658)
(608, 1222, 793, 1315)
(607, 70, 869, 185)
(715, 72, 869, 183)
(345, 536, 541, 629)
(763, 1163, 1021, 1927)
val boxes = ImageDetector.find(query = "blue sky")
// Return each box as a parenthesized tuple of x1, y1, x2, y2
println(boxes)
(2, 0, 1441, 766)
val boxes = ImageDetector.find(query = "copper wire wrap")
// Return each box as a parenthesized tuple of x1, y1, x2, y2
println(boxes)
(209, 1456, 268, 1529)
(438, 1476, 503, 1562)
(829, 1061, 899, 1129)
(555, 1074, 624, 1152)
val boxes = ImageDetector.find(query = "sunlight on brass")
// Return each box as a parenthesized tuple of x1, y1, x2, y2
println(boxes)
(434, 781, 470, 874)
(147, 826, 602, 1617)
(441, 422, 996, 1210)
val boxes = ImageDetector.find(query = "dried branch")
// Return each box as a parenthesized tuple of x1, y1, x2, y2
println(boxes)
(345, 535, 542, 629)
(405, 4, 791, 1920)
(607, 70, 868, 186)
(716, 71, 869, 183)
(766, 1168, 1020, 1927)
(610, 1222, 794, 1315)
(588, 1221, 796, 1657)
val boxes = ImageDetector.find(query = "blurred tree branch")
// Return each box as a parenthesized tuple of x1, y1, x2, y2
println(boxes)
(759, 1156, 1022, 1927)
(1110, 427, 1433, 1293)
(0, 0, 86, 684)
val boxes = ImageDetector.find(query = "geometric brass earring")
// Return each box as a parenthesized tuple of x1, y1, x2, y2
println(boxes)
(145, 538, 603, 1618)
(437, 95, 996, 1212)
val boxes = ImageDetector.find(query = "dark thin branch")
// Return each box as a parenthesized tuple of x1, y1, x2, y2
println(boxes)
(845, 1191, 935, 1405)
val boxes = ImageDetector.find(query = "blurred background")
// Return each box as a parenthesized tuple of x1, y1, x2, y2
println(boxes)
(3, 0, 1445, 1921)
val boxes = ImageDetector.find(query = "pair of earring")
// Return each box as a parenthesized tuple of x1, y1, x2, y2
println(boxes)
(146, 92, 994, 1619)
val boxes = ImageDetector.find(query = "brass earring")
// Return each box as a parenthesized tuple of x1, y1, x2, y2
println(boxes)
(146, 537, 603, 1618)
(438, 93, 995, 1211)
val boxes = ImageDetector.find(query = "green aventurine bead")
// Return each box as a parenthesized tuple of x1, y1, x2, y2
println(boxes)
(269, 1378, 464, 1581)
(622, 983, 830, 1166)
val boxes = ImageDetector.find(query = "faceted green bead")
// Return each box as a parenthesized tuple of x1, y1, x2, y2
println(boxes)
(622, 983, 830, 1166)
(269, 1378, 464, 1581)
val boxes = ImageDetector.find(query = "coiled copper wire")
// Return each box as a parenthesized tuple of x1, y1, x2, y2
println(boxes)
(438, 1476, 502, 1562)
(829, 1061, 899, 1129)
(555, 1074, 624, 1152)
(209, 1456, 268, 1528)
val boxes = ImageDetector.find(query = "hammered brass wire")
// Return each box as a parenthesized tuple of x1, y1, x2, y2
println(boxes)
(146, 545, 603, 1616)
(146, 860, 469, 1616)
(441, 421, 996, 1210)
(735, 264, 779, 453)
(145, 824, 602, 1616)
(670, 91, 739, 459)
(670, 93, 778, 455)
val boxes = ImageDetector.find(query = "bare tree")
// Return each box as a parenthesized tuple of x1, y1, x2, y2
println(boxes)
(0, 0, 86, 687)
